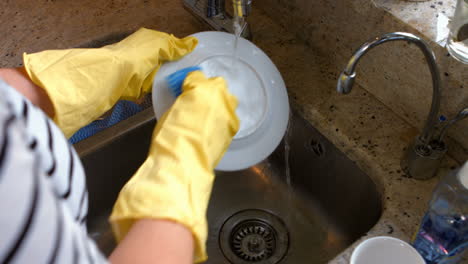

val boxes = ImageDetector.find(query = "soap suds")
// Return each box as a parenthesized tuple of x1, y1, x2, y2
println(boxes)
(199, 55, 267, 139)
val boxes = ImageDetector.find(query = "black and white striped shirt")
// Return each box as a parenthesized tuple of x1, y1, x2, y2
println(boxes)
(0, 79, 107, 263)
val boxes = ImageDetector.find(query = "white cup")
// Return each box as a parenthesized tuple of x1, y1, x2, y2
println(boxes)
(350, 236, 425, 264)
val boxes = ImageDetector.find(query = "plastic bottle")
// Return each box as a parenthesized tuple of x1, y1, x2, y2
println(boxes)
(413, 161, 468, 264)
(446, 0, 468, 64)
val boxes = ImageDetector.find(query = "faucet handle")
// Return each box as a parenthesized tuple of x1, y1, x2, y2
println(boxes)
(437, 107, 468, 142)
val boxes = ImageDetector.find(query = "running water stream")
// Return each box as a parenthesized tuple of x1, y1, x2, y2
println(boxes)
(232, 16, 243, 68)
(284, 111, 293, 224)
(231, 14, 296, 222)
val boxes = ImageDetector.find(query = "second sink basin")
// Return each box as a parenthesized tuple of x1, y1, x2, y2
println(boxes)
(76, 108, 382, 263)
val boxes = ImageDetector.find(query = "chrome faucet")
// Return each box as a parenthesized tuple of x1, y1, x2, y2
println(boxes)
(183, 0, 252, 39)
(337, 32, 446, 180)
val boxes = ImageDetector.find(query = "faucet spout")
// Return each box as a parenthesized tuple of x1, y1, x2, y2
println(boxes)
(337, 71, 356, 94)
(337, 32, 445, 180)
(207, 0, 252, 17)
(184, 0, 252, 39)
(337, 32, 441, 145)
(233, 0, 252, 17)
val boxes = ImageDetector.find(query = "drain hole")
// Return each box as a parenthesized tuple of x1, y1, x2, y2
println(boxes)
(231, 220, 275, 261)
(308, 139, 325, 157)
(220, 209, 289, 264)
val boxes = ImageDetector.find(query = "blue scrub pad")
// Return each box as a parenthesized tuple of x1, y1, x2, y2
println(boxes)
(69, 100, 143, 144)
(165, 66, 202, 97)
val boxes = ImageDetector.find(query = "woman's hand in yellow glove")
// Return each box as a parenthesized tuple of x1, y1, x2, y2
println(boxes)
(110, 71, 239, 263)
(23, 28, 198, 138)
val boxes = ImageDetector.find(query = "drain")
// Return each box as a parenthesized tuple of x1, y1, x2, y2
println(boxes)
(308, 139, 325, 157)
(220, 209, 289, 264)
(231, 220, 275, 261)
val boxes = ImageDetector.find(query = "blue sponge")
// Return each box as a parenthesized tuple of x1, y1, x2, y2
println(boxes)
(165, 66, 202, 98)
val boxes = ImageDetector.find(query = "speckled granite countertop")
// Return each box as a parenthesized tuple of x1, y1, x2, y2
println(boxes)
(373, 0, 456, 45)
(0, 0, 464, 262)
(248, 8, 462, 263)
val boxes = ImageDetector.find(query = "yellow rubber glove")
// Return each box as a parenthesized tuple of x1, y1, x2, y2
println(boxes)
(110, 71, 239, 263)
(23, 28, 197, 138)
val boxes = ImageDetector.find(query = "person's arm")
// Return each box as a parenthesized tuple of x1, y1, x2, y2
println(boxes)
(109, 219, 194, 264)
(0, 68, 55, 117)
(0, 79, 107, 264)
(0, 68, 195, 264)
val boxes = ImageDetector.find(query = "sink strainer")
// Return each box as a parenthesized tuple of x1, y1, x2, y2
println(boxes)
(219, 209, 289, 264)
(231, 220, 275, 261)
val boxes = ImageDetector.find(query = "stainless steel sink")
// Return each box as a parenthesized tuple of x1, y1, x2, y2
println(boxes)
(76, 107, 382, 263)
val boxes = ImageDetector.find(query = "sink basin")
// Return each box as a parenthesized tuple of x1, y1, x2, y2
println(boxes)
(76, 107, 382, 263)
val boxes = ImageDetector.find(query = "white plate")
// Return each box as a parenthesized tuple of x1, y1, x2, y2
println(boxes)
(351, 236, 425, 264)
(152, 31, 289, 171)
